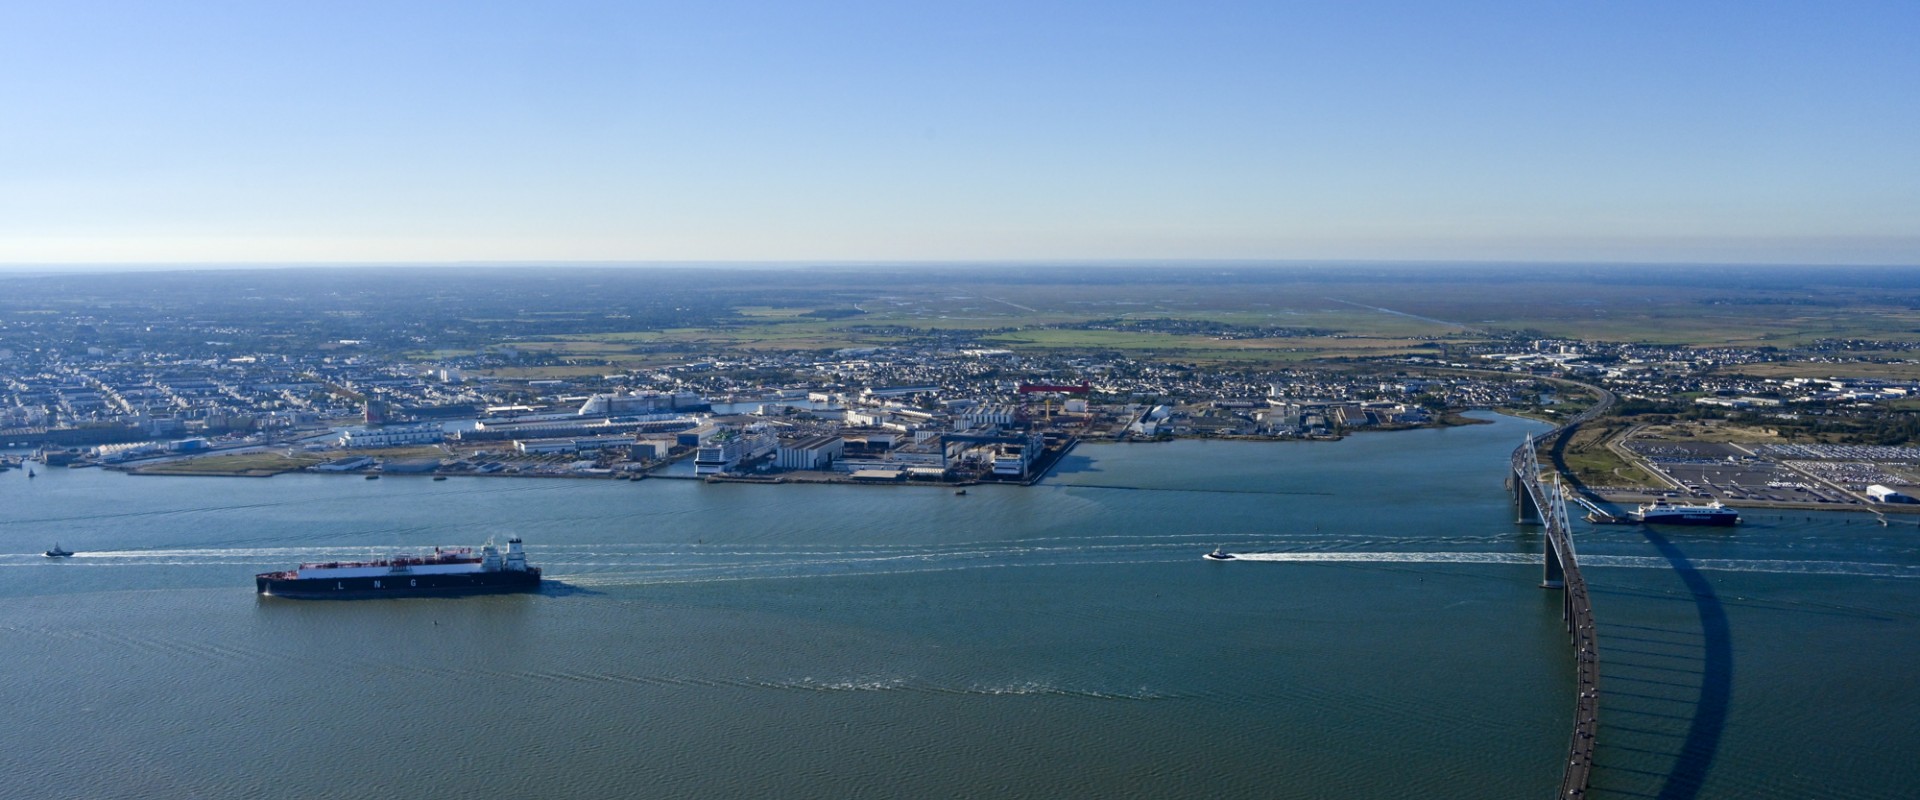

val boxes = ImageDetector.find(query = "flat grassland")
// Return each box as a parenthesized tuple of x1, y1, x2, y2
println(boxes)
(464, 266, 1920, 375)
(1558, 421, 1661, 489)
(132, 452, 329, 476)
(131, 446, 448, 476)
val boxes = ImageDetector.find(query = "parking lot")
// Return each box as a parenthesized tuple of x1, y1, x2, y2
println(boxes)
(1620, 437, 1920, 509)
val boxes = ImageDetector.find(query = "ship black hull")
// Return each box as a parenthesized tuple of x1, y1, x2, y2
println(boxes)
(256, 570, 541, 599)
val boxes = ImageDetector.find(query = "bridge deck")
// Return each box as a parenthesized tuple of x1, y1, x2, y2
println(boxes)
(1516, 446, 1600, 798)
(1513, 385, 1612, 799)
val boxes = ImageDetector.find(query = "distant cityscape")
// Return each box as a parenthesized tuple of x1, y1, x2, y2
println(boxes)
(5, 266, 1920, 514)
(0, 333, 1525, 483)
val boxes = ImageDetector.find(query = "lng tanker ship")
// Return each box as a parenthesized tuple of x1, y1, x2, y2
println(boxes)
(256, 537, 541, 599)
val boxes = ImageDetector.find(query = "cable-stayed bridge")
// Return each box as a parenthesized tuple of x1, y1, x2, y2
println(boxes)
(1510, 384, 1612, 798)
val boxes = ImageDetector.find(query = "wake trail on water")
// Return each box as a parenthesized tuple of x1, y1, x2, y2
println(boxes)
(0, 500, 310, 527)
(1226, 552, 1920, 579)
(552, 557, 1187, 588)
(4, 534, 1483, 562)
(9, 541, 1916, 581)
(1049, 482, 1335, 496)
(0, 482, 570, 528)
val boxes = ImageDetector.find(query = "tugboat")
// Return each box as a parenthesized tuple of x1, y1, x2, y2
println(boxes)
(1203, 547, 1235, 561)
(44, 544, 74, 558)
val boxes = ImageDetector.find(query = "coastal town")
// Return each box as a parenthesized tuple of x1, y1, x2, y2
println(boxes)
(1, 337, 1522, 483)
(7, 270, 1920, 519)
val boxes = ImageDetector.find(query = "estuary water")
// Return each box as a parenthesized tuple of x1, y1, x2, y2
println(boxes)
(3, 414, 1917, 799)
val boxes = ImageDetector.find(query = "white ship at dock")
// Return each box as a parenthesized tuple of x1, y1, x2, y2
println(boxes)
(1633, 500, 1740, 526)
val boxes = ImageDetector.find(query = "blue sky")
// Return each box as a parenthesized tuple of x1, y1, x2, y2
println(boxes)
(2, 1, 1916, 265)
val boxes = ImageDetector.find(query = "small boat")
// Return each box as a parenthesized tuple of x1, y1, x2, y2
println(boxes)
(44, 544, 74, 558)
(27, 468, 35, 478)
(954, 489, 967, 496)
(1203, 548, 1235, 561)
(364, 474, 380, 480)
(432, 475, 448, 481)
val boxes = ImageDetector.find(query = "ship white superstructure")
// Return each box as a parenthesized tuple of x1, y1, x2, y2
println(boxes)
(1633, 501, 1740, 526)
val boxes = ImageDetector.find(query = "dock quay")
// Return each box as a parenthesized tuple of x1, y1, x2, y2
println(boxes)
(1566, 491, 1631, 524)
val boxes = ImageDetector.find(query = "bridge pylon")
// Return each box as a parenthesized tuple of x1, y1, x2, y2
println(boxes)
(1510, 401, 1607, 799)
(1540, 475, 1568, 590)
(1512, 435, 1568, 587)
(1515, 477, 1543, 524)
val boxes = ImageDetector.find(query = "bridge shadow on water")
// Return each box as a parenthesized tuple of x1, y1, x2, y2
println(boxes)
(1589, 530, 1732, 800)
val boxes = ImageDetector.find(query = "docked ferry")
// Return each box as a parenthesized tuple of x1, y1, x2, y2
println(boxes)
(256, 537, 541, 599)
(1633, 501, 1740, 526)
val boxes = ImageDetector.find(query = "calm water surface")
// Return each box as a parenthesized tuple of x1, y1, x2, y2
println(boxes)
(3, 414, 1916, 799)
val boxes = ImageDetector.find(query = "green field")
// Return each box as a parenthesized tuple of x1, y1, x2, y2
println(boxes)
(467, 268, 1920, 376)
(1559, 422, 1660, 488)
(133, 452, 327, 476)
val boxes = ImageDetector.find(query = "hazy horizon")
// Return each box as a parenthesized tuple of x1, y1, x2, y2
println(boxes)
(4, 2, 1916, 265)
(3, 257, 1919, 276)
